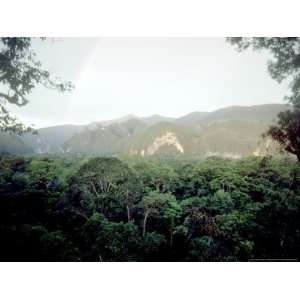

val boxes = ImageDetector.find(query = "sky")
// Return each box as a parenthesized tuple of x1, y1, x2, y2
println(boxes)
(9, 37, 290, 128)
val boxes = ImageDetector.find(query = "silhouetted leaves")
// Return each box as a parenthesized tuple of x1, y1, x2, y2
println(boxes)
(0, 38, 73, 133)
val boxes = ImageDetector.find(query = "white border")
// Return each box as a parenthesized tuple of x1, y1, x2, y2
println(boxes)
(1, 0, 300, 36)
(0, 0, 300, 299)
(0, 262, 298, 300)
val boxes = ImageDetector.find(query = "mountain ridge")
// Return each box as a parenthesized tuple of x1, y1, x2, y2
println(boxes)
(0, 103, 290, 158)
(31, 103, 290, 131)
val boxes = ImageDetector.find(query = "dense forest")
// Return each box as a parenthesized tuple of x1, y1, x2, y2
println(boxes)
(1, 37, 300, 262)
(1, 154, 300, 261)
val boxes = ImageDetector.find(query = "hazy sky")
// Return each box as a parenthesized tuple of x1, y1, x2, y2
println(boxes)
(9, 37, 290, 128)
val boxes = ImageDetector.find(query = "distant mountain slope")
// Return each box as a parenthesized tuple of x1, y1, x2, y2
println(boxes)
(126, 119, 274, 158)
(199, 120, 271, 157)
(175, 111, 209, 126)
(126, 122, 200, 156)
(175, 104, 289, 126)
(0, 132, 33, 155)
(88, 114, 173, 129)
(21, 125, 84, 153)
(198, 104, 289, 124)
(90, 114, 139, 128)
(63, 119, 147, 154)
(0, 103, 290, 157)
(141, 115, 175, 126)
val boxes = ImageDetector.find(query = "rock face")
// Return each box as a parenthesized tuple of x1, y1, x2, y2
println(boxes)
(146, 132, 184, 155)
(129, 130, 185, 156)
(0, 104, 291, 158)
(253, 138, 278, 157)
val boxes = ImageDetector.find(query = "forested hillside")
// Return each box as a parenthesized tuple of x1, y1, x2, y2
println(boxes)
(0, 132, 33, 155)
(22, 125, 84, 153)
(59, 103, 290, 158)
(0, 104, 289, 158)
(1, 154, 300, 261)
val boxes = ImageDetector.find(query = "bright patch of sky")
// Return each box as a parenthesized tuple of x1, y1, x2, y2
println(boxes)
(9, 38, 289, 128)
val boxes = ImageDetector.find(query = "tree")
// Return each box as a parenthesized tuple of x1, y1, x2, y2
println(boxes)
(163, 199, 182, 247)
(0, 38, 73, 133)
(142, 191, 165, 237)
(133, 160, 178, 193)
(82, 213, 142, 261)
(181, 197, 220, 240)
(69, 157, 142, 221)
(267, 109, 300, 161)
(141, 191, 179, 241)
(227, 37, 300, 160)
(141, 232, 167, 261)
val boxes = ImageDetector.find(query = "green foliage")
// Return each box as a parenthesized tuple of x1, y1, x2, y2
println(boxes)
(131, 159, 179, 193)
(68, 157, 142, 221)
(82, 213, 142, 261)
(1, 154, 300, 261)
(187, 236, 218, 261)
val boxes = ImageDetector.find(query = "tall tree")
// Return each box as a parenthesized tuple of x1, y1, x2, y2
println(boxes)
(227, 37, 300, 160)
(68, 157, 142, 221)
(0, 37, 73, 134)
(141, 191, 179, 240)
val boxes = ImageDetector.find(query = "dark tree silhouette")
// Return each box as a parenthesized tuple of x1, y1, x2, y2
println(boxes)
(0, 38, 73, 134)
(227, 37, 300, 160)
(267, 109, 300, 161)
